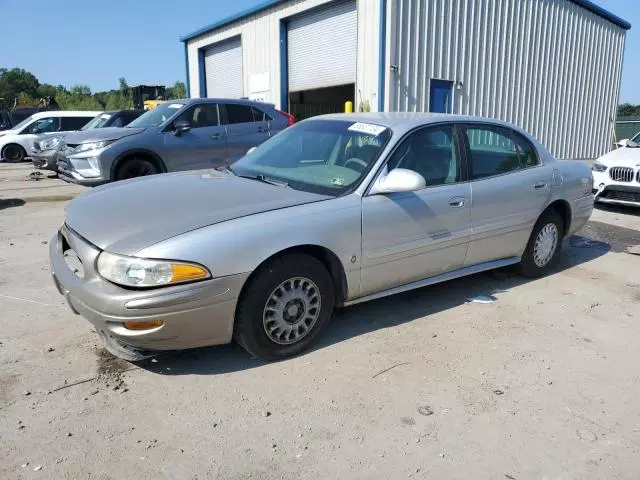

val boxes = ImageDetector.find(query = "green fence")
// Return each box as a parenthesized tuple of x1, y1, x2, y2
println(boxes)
(615, 116, 640, 142)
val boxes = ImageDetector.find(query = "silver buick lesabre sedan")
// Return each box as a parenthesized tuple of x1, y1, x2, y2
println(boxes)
(50, 113, 594, 361)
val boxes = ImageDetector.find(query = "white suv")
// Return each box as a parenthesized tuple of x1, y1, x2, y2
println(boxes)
(0, 110, 101, 162)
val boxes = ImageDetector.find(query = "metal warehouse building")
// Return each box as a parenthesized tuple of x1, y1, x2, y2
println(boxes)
(181, 0, 630, 160)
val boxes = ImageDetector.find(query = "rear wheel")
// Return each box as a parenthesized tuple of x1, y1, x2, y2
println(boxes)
(234, 254, 335, 361)
(115, 157, 160, 181)
(518, 209, 564, 278)
(2, 144, 26, 163)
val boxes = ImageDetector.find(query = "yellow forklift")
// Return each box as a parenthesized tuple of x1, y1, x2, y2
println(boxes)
(130, 85, 166, 110)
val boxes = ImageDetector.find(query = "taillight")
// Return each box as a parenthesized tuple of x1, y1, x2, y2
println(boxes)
(276, 109, 295, 127)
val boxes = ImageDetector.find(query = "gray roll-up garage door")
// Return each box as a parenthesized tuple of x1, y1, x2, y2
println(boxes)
(287, 1, 356, 92)
(204, 37, 243, 98)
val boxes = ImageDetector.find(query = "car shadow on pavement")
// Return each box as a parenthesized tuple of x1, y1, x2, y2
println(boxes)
(595, 203, 640, 217)
(139, 234, 610, 377)
(0, 198, 25, 210)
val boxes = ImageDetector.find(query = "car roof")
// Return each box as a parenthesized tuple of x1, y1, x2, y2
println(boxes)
(104, 110, 145, 115)
(317, 112, 519, 129)
(180, 98, 274, 108)
(29, 110, 103, 119)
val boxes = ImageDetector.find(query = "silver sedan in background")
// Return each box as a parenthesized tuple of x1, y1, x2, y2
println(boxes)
(50, 113, 594, 361)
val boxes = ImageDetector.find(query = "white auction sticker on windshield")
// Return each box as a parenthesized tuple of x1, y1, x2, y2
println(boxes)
(168, 103, 183, 109)
(348, 122, 386, 136)
(100, 114, 112, 119)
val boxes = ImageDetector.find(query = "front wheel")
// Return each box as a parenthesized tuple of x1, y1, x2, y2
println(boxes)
(234, 254, 335, 361)
(2, 144, 26, 163)
(115, 158, 160, 181)
(518, 209, 564, 278)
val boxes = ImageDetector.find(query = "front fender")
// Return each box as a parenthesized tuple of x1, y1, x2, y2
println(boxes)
(136, 194, 364, 300)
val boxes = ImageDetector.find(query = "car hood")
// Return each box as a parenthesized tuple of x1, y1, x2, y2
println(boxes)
(63, 127, 145, 144)
(65, 170, 330, 255)
(0, 129, 18, 138)
(596, 146, 640, 168)
(0, 130, 20, 142)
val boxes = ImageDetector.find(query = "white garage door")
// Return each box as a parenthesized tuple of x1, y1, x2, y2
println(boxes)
(204, 37, 243, 98)
(287, 1, 356, 92)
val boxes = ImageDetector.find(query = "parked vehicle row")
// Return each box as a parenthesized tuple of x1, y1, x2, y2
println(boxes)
(0, 110, 101, 162)
(50, 113, 594, 361)
(31, 110, 145, 171)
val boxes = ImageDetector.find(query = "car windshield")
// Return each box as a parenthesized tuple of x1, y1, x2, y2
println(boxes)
(231, 119, 392, 196)
(632, 131, 640, 144)
(81, 113, 112, 130)
(126, 102, 185, 128)
(11, 114, 36, 132)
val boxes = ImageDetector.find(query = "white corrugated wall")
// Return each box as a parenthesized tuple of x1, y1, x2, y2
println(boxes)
(387, 0, 627, 160)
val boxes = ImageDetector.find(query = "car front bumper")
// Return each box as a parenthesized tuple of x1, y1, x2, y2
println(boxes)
(31, 150, 58, 171)
(592, 170, 640, 207)
(50, 225, 249, 352)
(57, 156, 107, 186)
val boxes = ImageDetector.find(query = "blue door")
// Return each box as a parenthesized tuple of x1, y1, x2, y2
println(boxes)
(429, 80, 453, 113)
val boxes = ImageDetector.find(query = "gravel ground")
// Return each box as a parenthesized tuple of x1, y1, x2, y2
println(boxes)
(1, 164, 639, 479)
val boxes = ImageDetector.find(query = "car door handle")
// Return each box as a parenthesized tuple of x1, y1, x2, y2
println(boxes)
(449, 197, 466, 208)
(211, 133, 225, 140)
(257, 126, 267, 133)
(533, 182, 548, 190)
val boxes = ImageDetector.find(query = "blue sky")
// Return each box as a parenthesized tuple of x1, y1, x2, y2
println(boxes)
(1, 0, 637, 102)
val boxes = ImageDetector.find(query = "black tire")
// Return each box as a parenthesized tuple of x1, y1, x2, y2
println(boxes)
(518, 209, 565, 278)
(234, 254, 335, 361)
(115, 157, 160, 181)
(2, 144, 26, 163)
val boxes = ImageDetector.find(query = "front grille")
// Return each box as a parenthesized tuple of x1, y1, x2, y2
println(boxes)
(609, 167, 634, 182)
(602, 189, 640, 203)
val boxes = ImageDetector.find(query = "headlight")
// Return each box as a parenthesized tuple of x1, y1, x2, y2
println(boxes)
(74, 139, 116, 153)
(592, 161, 607, 172)
(96, 251, 210, 288)
(40, 136, 63, 151)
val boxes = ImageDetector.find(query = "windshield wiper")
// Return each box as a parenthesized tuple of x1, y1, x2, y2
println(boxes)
(215, 166, 236, 175)
(236, 173, 289, 188)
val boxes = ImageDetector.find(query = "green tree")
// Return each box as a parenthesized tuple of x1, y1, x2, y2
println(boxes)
(104, 91, 133, 110)
(71, 85, 92, 96)
(618, 103, 640, 117)
(167, 81, 187, 99)
(37, 83, 58, 98)
(0, 68, 40, 105)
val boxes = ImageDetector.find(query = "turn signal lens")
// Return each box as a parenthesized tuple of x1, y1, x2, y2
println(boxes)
(171, 264, 209, 282)
(124, 320, 164, 330)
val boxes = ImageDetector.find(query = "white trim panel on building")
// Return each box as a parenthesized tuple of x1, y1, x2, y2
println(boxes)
(287, 1, 357, 92)
(204, 37, 244, 98)
(388, 0, 626, 160)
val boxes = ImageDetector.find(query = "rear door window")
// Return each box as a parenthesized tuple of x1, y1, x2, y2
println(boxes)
(464, 126, 522, 179)
(251, 107, 272, 122)
(512, 131, 539, 168)
(224, 104, 255, 124)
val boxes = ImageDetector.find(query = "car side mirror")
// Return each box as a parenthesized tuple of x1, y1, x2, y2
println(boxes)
(370, 168, 426, 195)
(174, 120, 191, 136)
